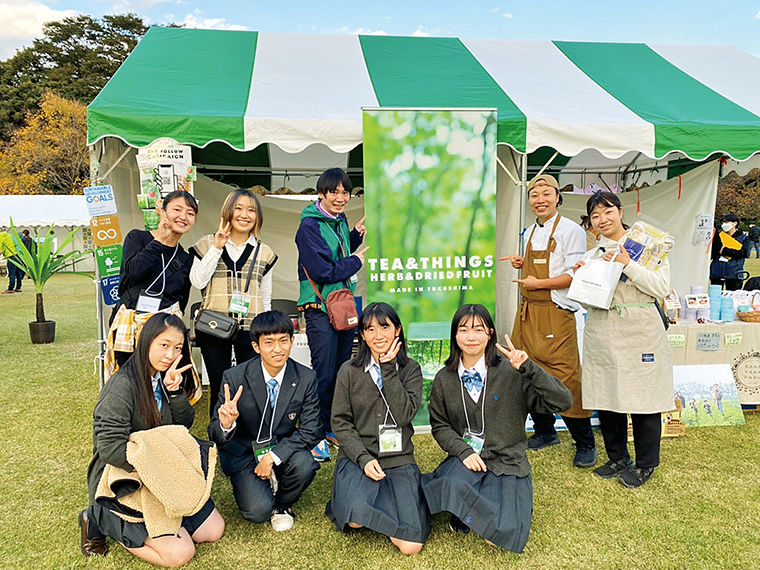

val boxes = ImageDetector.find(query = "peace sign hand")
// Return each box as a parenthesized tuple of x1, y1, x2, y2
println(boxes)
(219, 383, 243, 430)
(163, 354, 193, 392)
(213, 217, 231, 249)
(495, 333, 529, 370)
(379, 337, 401, 364)
(154, 208, 173, 244)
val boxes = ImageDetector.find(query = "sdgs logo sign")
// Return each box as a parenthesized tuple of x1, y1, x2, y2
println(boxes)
(84, 185, 117, 217)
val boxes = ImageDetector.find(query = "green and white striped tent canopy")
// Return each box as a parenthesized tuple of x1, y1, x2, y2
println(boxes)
(88, 26, 760, 161)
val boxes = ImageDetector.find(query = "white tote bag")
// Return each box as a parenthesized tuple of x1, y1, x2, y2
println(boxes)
(568, 258, 624, 310)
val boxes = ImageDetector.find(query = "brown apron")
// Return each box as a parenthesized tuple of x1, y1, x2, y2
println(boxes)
(511, 215, 591, 418)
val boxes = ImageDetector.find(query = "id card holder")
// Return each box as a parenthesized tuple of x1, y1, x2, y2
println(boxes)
(253, 440, 276, 463)
(350, 273, 358, 284)
(136, 290, 162, 313)
(463, 431, 484, 455)
(229, 290, 251, 315)
(378, 425, 403, 454)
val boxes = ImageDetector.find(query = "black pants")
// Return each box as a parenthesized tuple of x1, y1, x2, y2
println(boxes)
(304, 308, 355, 434)
(531, 412, 595, 448)
(230, 449, 319, 522)
(198, 328, 256, 416)
(597, 410, 661, 469)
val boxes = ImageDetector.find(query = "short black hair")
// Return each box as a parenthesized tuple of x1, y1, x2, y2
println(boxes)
(352, 302, 410, 368)
(249, 310, 294, 344)
(722, 213, 740, 223)
(316, 168, 352, 196)
(444, 304, 499, 371)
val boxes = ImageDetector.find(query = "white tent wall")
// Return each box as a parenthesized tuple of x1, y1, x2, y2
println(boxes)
(495, 146, 524, 339)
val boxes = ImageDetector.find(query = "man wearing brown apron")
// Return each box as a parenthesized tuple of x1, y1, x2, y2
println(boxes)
(502, 175, 596, 468)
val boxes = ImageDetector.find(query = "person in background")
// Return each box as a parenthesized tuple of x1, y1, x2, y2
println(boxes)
(80, 313, 225, 565)
(421, 304, 572, 553)
(710, 213, 750, 291)
(208, 311, 322, 532)
(326, 302, 428, 555)
(501, 174, 596, 468)
(295, 167, 368, 462)
(580, 215, 600, 251)
(0, 228, 22, 293)
(191, 189, 277, 417)
(748, 222, 760, 259)
(576, 191, 674, 489)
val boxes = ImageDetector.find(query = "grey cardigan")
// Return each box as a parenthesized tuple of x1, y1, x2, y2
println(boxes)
(331, 357, 423, 470)
(429, 357, 572, 477)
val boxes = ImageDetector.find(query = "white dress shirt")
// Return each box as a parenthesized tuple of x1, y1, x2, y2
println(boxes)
(524, 212, 586, 311)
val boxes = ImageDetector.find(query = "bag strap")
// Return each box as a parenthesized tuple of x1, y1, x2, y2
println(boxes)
(243, 240, 262, 294)
(302, 265, 327, 305)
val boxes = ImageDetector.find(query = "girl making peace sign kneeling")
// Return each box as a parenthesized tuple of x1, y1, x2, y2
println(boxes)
(421, 304, 572, 553)
(326, 302, 428, 555)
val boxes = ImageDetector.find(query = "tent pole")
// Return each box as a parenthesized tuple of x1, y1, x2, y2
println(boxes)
(90, 145, 106, 390)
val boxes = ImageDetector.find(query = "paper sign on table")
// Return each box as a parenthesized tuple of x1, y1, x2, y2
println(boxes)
(695, 332, 720, 351)
(724, 333, 743, 347)
(668, 334, 686, 348)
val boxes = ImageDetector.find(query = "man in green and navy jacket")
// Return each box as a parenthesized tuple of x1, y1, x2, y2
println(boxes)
(295, 168, 367, 461)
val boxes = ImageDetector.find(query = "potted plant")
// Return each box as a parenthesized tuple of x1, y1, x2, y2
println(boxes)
(9, 219, 89, 344)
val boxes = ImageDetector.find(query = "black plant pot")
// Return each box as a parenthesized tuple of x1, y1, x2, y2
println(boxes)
(29, 320, 56, 344)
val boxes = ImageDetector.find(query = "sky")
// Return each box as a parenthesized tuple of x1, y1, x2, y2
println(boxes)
(2, 0, 760, 60)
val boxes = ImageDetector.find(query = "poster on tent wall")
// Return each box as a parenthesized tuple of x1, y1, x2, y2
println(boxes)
(363, 109, 497, 426)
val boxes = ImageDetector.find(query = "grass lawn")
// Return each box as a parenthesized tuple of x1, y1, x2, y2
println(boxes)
(1, 274, 759, 570)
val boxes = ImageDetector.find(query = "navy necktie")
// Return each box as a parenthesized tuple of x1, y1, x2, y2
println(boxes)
(372, 363, 383, 390)
(462, 370, 484, 395)
(267, 378, 278, 409)
(153, 379, 163, 412)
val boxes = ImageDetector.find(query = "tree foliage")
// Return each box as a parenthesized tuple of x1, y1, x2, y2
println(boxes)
(716, 169, 760, 223)
(0, 13, 148, 139)
(0, 92, 88, 194)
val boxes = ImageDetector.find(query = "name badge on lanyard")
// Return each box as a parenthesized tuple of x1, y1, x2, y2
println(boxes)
(463, 431, 485, 455)
(378, 425, 403, 454)
(136, 290, 162, 313)
(253, 439, 277, 463)
(229, 290, 251, 315)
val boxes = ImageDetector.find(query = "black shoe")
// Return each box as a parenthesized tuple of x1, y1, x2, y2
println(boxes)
(573, 445, 598, 468)
(618, 466, 655, 488)
(593, 456, 633, 479)
(527, 433, 560, 450)
(78, 510, 108, 557)
(449, 514, 471, 534)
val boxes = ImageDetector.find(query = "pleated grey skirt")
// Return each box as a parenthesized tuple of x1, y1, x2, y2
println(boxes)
(421, 456, 533, 553)
(326, 458, 430, 543)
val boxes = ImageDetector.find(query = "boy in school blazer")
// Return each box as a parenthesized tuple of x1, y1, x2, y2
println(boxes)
(208, 310, 322, 531)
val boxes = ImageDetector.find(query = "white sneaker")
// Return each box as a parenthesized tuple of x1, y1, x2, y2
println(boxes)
(270, 507, 295, 532)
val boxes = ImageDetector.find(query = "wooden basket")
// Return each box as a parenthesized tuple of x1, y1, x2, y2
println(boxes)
(737, 292, 760, 322)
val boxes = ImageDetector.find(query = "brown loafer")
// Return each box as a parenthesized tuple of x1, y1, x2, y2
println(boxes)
(78, 509, 108, 557)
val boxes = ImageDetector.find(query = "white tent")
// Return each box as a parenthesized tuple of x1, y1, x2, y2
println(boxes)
(0, 195, 95, 272)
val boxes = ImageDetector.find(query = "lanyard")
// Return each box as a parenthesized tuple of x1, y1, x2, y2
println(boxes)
(144, 244, 179, 297)
(459, 369, 486, 437)
(255, 382, 280, 445)
(375, 377, 398, 428)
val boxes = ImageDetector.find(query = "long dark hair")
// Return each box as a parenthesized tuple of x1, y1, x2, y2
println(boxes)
(121, 313, 192, 428)
(586, 191, 629, 230)
(444, 304, 499, 371)
(352, 302, 409, 369)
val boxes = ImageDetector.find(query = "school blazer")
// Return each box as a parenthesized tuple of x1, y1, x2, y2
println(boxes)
(208, 356, 323, 475)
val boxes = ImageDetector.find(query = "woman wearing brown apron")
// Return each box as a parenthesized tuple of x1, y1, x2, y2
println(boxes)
(502, 174, 596, 468)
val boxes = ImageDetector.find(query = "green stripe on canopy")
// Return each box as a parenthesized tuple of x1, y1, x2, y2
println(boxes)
(359, 35, 526, 152)
(554, 41, 760, 160)
(88, 27, 258, 148)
